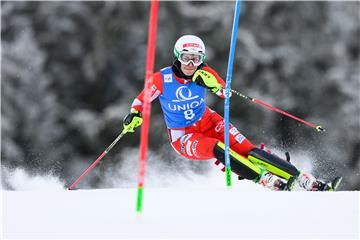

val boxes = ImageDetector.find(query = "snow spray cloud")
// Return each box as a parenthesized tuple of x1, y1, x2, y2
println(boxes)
(97, 145, 292, 190)
(99, 147, 229, 188)
(1, 167, 65, 190)
(0, 148, 316, 191)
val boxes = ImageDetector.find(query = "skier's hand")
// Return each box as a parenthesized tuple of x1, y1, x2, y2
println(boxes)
(123, 109, 143, 133)
(192, 70, 222, 94)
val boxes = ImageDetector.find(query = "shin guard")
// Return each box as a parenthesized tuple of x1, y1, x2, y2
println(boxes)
(248, 148, 300, 180)
(214, 142, 261, 181)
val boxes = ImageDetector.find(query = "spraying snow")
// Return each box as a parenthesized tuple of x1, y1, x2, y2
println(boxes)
(2, 168, 65, 191)
(1, 166, 359, 239)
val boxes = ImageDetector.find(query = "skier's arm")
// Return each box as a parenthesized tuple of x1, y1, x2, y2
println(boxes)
(130, 72, 163, 112)
(123, 72, 163, 133)
(193, 66, 229, 98)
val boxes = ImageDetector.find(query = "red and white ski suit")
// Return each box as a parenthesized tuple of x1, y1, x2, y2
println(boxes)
(131, 66, 255, 160)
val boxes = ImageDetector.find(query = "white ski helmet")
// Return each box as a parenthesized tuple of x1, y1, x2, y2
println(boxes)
(173, 35, 206, 65)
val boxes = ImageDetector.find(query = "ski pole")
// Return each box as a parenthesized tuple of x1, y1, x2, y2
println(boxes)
(229, 88, 325, 132)
(67, 129, 127, 190)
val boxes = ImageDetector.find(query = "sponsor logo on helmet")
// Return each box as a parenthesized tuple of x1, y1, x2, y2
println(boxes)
(183, 43, 201, 49)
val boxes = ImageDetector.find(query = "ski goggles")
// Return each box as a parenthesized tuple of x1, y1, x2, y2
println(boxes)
(178, 52, 204, 66)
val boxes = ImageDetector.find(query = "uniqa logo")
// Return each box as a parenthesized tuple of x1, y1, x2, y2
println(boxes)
(172, 86, 199, 102)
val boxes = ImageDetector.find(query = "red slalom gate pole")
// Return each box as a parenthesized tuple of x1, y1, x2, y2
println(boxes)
(136, 0, 159, 213)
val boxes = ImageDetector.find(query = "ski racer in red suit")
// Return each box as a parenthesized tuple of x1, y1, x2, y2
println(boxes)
(123, 35, 338, 191)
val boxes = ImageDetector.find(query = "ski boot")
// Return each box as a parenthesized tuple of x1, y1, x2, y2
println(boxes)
(297, 172, 343, 191)
(256, 169, 296, 191)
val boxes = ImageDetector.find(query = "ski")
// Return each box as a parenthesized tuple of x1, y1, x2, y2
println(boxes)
(311, 176, 343, 191)
(284, 175, 297, 191)
(326, 176, 343, 191)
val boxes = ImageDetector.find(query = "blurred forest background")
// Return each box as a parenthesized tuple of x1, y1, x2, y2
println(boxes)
(1, 1, 359, 190)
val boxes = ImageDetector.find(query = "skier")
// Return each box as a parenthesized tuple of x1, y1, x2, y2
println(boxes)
(123, 35, 339, 191)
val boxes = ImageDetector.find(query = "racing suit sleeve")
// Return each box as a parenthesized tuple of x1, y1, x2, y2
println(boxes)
(130, 72, 163, 112)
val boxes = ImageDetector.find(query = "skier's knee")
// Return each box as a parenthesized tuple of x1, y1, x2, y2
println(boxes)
(213, 142, 261, 181)
(172, 133, 219, 160)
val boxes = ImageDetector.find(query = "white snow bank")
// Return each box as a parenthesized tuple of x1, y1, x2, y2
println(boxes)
(2, 184, 359, 239)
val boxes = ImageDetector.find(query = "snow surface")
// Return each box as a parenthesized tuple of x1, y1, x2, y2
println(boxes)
(1, 168, 359, 239)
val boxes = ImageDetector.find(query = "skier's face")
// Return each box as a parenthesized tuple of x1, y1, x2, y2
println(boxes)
(180, 62, 197, 76)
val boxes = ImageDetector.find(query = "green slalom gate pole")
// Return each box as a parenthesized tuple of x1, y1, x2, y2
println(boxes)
(224, 0, 242, 187)
(136, 0, 159, 213)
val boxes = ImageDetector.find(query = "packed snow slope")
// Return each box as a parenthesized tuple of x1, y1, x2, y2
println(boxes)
(2, 170, 359, 239)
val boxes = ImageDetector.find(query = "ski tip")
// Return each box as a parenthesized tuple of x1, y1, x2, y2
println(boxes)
(325, 176, 343, 191)
(331, 176, 343, 191)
